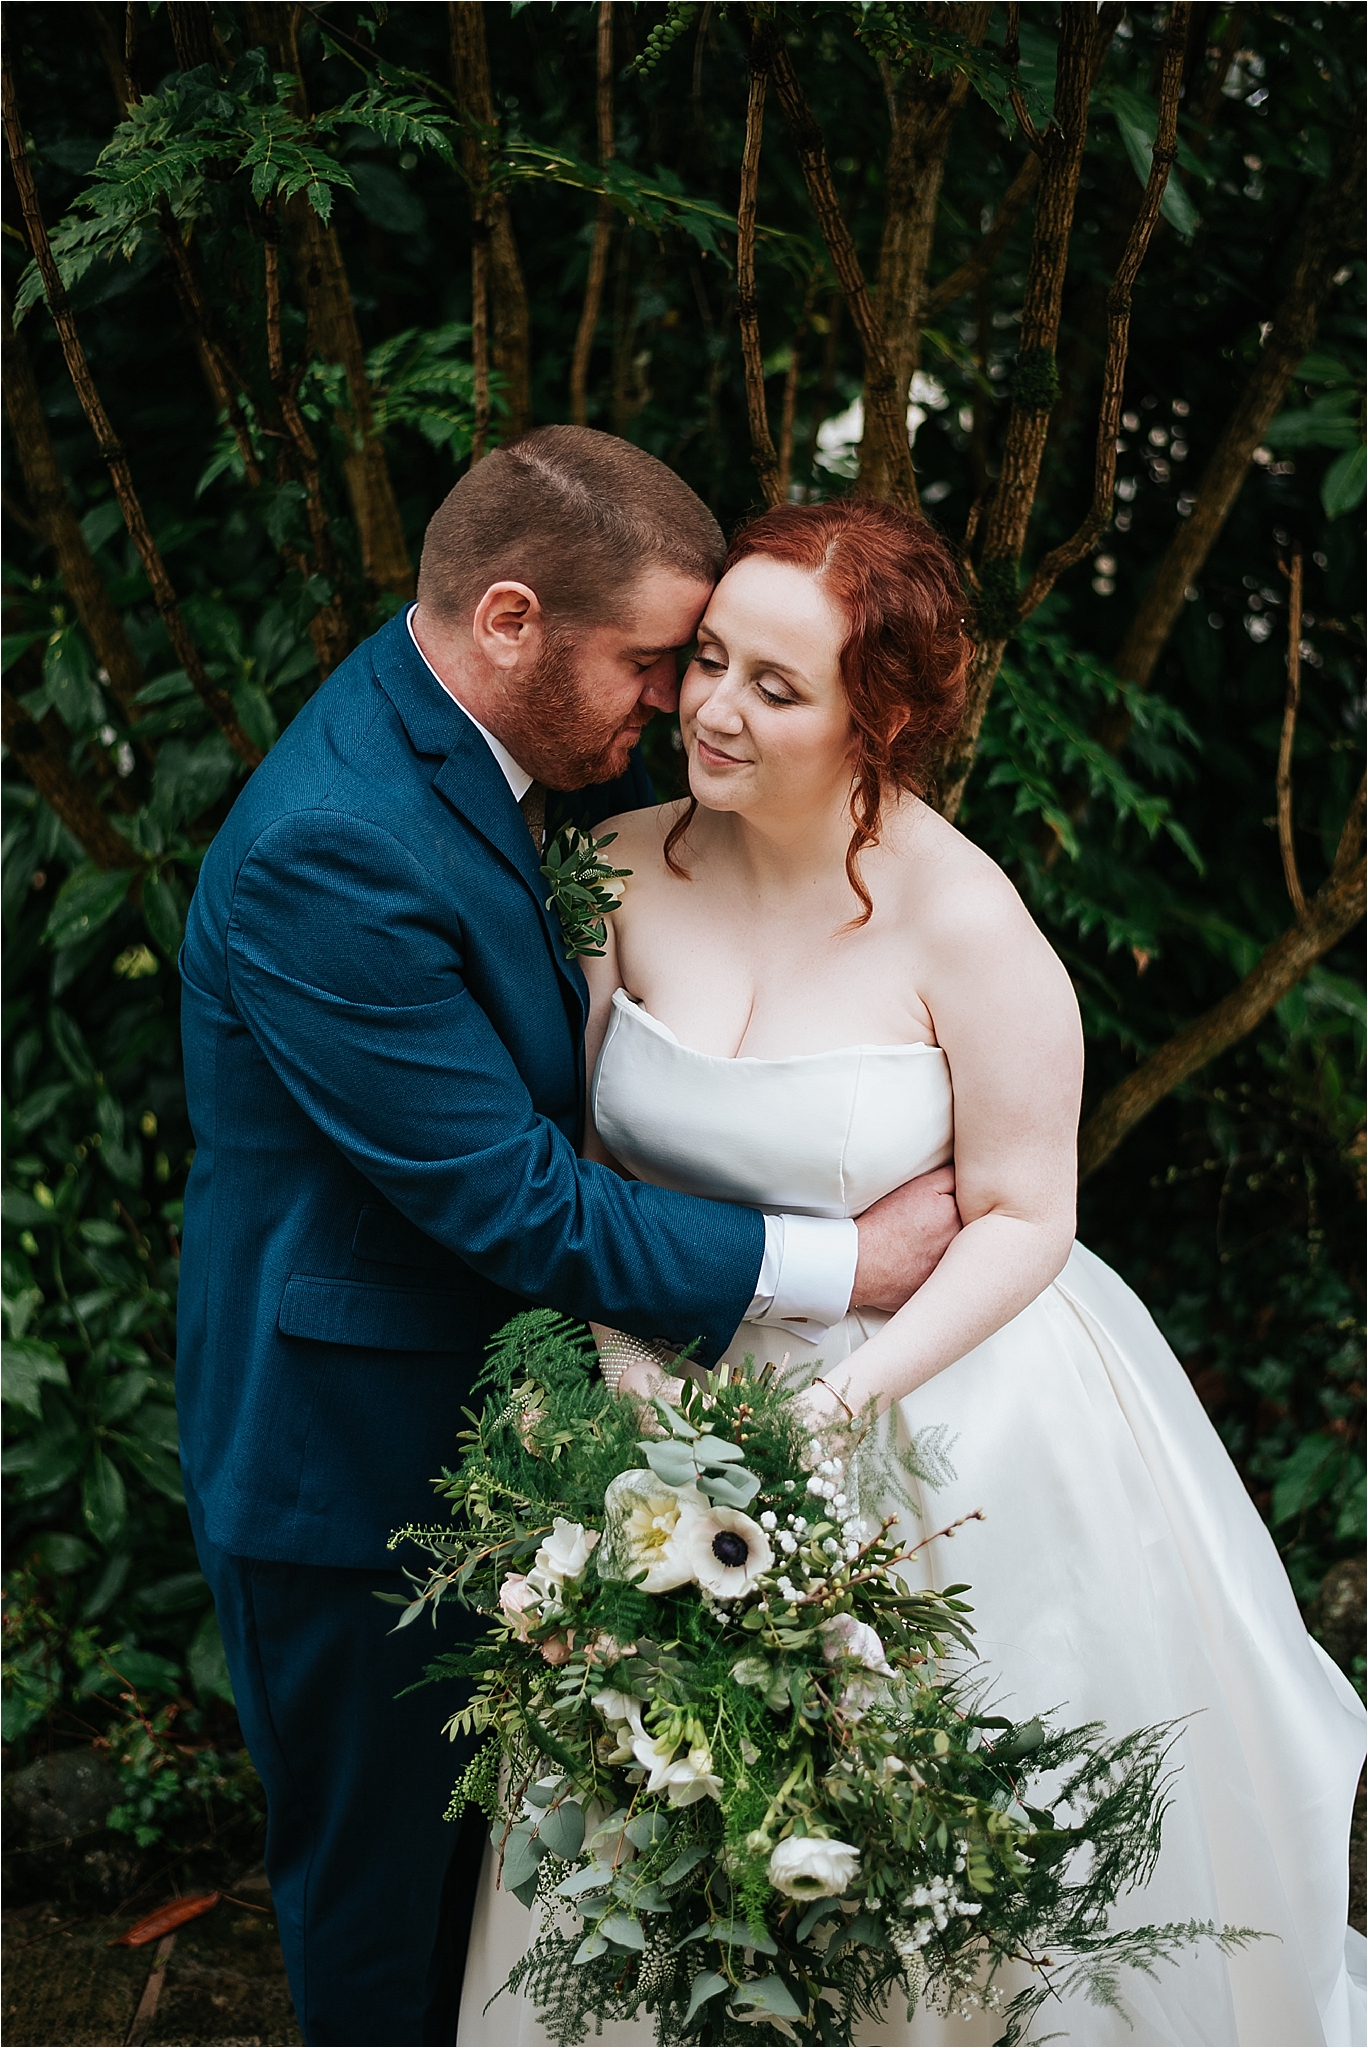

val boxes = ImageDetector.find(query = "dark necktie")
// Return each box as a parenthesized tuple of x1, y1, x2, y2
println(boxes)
(518, 780, 546, 854)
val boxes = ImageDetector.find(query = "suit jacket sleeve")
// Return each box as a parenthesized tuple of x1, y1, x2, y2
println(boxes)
(224, 808, 763, 1359)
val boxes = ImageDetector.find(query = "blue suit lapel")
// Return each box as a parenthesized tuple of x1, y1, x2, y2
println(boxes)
(369, 610, 589, 1026)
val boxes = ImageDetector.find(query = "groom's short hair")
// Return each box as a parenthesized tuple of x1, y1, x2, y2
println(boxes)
(417, 426, 725, 628)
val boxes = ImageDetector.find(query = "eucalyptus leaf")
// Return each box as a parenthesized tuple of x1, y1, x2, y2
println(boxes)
(684, 1970, 730, 2024)
(730, 1973, 804, 2020)
(598, 1911, 646, 1952)
(536, 1800, 585, 1861)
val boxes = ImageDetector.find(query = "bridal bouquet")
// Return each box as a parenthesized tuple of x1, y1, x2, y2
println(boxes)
(392, 1313, 1234, 2048)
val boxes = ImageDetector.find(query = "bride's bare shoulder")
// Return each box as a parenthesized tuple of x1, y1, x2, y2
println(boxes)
(896, 798, 1045, 947)
(594, 798, 690, 872)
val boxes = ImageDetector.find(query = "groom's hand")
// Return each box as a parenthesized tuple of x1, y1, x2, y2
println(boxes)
(851, 1165, 961, 1311)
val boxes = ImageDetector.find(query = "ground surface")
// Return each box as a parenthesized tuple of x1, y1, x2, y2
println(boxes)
(1, 1880, 302, 2048)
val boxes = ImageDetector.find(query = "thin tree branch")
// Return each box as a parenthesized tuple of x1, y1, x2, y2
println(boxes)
(156, 200, 262, 488)
(737, 50, 781, 507)
(1078, 847, 1365, 1181)
(1016, 3, 1190, 621)
(448, 0, 532, 436)
(1276, 546, 1308, 922)
(470, 216, 491, 465)
(776, 275, 817, 502)
(932, 7, 1110, 821)
(1113, 112, 1365, 688)
(2, 300, 146, 721)
(757, 14, 918, 511)
(2, 59, 261, 766)
(260, 202, 350, 676)
(2, 686, 142, 870)
(570, 0, 615, 428)
(924, 153, 1041, 317)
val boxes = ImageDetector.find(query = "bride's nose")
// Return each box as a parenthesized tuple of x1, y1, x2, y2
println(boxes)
(696, 672, 746, 736)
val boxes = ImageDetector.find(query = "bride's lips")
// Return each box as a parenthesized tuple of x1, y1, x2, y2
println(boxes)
(695, 736, 749, 767)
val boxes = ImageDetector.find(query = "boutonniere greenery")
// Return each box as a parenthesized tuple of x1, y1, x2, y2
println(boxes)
(540, 825, 632, 961)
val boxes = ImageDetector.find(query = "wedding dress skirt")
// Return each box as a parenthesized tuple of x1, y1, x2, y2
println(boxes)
(457, 991, 1365, 2047)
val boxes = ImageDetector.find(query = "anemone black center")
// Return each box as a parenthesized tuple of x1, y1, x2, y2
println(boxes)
(711, 1530, 749, 1568)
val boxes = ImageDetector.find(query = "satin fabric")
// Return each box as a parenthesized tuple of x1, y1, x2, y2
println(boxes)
(459, 997, 1365, 2047)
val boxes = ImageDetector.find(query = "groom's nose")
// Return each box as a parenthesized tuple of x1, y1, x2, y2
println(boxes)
(636, 657, 680, 716)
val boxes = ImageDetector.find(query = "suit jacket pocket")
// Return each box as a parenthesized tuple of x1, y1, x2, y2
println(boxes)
(278, 1274, 469, 1353)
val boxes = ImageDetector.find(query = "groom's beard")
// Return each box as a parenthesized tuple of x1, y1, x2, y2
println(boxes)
(503, 633, 654, 791)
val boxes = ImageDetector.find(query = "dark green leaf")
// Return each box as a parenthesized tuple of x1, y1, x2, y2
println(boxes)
(43, 865, 135, 950)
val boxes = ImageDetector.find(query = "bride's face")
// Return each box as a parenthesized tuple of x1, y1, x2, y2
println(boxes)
(680, 556, 855, 816)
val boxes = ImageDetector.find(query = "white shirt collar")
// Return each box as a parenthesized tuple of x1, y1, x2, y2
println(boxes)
(406, 606, 534, 802)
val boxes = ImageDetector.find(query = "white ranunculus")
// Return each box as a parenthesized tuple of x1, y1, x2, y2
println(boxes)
(678, 1505, 773, 1599)
(600, 1470, 706, 1592)
(820, 1613, 894, 1674)
(767, 1835, 862, 1899)
(530, 1516, 600, 1590)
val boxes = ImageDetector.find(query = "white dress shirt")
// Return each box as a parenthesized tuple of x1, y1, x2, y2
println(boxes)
(406, 608, 859, 1339)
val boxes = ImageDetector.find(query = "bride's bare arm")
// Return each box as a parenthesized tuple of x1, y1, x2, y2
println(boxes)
(813, 870, 1082, 1421)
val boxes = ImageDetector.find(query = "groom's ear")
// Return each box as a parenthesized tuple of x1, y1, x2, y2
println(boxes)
(471, 581, 546, 671)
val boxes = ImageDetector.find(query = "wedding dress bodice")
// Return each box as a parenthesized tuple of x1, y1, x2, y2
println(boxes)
(592, 987, 954, 1220)
(463, 988, 1366, 2048)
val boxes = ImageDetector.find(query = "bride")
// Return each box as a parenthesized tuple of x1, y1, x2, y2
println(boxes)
(457, 498, 1364, 2047)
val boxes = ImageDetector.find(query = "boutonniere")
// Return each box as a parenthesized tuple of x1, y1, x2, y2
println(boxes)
(540, 825, 632, 961)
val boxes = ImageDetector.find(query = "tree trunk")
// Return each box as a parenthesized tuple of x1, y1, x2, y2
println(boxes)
(860, 5, 989, 503)
(285, 199, 414, 599)
(2, 56, 261, 766)
(759, 17, 918, 511)
(242, 1, 414, 601)
(932, 8, 1110, 820)
(569, 0, 615, 428)
(2, 306, 145, 719)
(3, 686, 141, 870)
(449, 0, 532, 437)
(1113, 117, 1365, 688)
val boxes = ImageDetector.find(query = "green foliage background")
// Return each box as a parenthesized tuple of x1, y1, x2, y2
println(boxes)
(2, 0, 1363, 1791)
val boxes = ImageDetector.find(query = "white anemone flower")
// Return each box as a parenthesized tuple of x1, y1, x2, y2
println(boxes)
(767, 1835, 862, 1899)
(600, 1470, 706, 1592)
(678, 1505, 773, 1599)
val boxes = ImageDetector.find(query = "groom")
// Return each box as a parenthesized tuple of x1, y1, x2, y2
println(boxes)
(177, 427, 959, 2046)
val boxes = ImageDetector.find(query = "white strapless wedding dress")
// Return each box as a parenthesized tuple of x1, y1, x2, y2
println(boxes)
(457, 991, 1365, 2047)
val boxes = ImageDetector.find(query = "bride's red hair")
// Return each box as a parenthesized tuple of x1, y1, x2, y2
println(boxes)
(665, 498, 973, 927)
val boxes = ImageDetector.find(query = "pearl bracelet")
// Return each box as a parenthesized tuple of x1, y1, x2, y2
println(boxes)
(594, 1328, 678, 1395)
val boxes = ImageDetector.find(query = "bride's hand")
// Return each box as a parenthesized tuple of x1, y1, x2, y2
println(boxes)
(794, 1371, 861, 1440)
(615, 1360, 686, 1405)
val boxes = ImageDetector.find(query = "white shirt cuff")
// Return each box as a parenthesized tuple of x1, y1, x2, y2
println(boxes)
(747, 1213, 858, 1345)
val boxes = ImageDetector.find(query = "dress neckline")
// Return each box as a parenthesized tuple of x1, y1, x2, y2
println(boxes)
(609, 986, 944, 1067)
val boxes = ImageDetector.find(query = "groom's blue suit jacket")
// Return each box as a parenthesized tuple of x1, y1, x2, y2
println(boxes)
(177, 609, 763, 1569)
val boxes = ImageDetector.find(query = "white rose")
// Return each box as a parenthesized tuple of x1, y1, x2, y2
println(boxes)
(820, 1613, 893, 1674)
(767, 1835, 861, 1899)
(531, 1517, 600, 1588)
(600, 1470, 706, 1592)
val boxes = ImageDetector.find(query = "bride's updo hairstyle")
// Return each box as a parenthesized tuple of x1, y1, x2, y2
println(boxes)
(668, 498, 972, 927)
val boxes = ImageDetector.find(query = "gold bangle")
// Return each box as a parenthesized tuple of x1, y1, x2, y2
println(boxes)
(813, 1375, 857, 1423)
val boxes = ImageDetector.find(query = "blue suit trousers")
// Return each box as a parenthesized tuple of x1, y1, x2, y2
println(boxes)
(188, 1483, 483, 2045)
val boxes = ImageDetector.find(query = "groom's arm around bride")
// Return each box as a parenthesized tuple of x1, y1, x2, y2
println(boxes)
(176, 427, 957, 2047)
